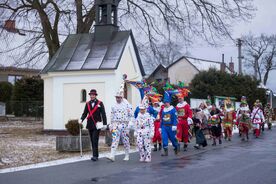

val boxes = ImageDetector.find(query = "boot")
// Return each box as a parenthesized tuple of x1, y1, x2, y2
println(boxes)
(145, 157, 151, 163)
(194, 144, 200, 149)
(161, 148, 168, 156)
(123, 154, 129, 161)
(123, 150, 129, 161)
(175, 144, 180, 155)
(153, 144, 157, 152)
(183, 144, 188, 152)
(212, 139, 216, 146)
(106, 152, 115, 162)
(123, 153, 129, 161)
(228, 137, 231, 141)
(158, 143, 162, 151)
(219, 139, 222, 144)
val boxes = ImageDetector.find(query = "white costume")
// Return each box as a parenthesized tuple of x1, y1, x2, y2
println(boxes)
(108, 91, 133, 161)
(134, 111, 154, 162)
(251, 107, 265, 130)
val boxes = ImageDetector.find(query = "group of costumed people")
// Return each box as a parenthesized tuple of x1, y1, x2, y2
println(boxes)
(105, 79, 195, 162)
(80, 77, 274, 163)
(195, 96, 274, 147)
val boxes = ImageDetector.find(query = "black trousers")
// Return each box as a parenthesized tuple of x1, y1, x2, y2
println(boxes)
(88, 129, 101, 158)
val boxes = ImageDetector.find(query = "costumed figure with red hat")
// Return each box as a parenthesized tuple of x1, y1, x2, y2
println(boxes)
(149, 95, 163, 151)
(134, 99, 155, 162)
(264, 102, 274, 130)
(175, 82, 193, 151)
(107, 80, 133, 162)
(222, 97, 236, 141)
(160, 83, 180, 156)
(251, 100, 265, 138)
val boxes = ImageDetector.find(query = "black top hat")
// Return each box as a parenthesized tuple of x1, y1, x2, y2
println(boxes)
(89, 89, 98, 96)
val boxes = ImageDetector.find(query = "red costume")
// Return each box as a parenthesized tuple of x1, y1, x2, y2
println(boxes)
(149, 95, 163, 151)
(176, 101, 193, 144)
(152, 106, 163, 144)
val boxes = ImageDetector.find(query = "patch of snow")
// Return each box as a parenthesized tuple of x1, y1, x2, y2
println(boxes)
(0, 148, 138, 174)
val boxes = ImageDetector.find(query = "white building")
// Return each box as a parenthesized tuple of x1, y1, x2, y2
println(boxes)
(41, 0, 145, 130)
(167, 56, 234, 85)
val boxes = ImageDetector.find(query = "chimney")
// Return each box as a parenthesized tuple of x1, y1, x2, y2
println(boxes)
(220, 54, 226, 72)
(229, 57, 234, 73)
(4, 20, 16, 32)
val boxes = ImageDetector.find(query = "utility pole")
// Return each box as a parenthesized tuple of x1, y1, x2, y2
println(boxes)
(253, 55, 258, 80)
(236, 38, 243, 75)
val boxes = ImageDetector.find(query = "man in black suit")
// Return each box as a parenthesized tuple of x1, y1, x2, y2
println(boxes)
(79, 89, 107, 161)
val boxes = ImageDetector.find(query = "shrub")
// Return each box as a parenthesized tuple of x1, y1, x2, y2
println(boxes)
(65, 119, 83, 136)
(0, 81, 13, 102)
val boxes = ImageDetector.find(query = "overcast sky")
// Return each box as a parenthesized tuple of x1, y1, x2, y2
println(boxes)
(188, 0, 276, 91)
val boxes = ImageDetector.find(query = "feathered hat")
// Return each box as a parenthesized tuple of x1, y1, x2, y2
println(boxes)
(149, 94, 162, 104)
(176, 81, 190, 99)
(224, 97, 234, 111)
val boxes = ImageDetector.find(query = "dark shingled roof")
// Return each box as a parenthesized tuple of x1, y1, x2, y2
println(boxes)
(41, 30, 145, 76)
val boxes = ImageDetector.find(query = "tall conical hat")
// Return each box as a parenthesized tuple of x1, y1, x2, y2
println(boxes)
(115, 80, 125, 98)
(163, 90, 179, 103)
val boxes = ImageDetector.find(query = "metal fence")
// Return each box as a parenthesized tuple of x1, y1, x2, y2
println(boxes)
(5, 101, 43, 118)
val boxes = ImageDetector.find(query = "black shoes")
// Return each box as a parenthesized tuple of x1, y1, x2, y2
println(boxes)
(158, 143, 162, 151)
(212, 141, 216, 146)
(219, 139, 222, 144)
(91, 157, 98, 161)
(153, 144, 158, 152)
(183, 144, 188, 152)
(194, 144, 200, 149)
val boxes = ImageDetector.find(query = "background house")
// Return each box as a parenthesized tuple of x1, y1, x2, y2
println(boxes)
(41, 0, 145, 130)
(0, 66, 40, 85)
(147, 55, 234, 85)
(167, 56, 233, 85)
(147, 64, 168, 83)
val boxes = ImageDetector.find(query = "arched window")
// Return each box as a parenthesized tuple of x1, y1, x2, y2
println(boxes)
(81, 89, 87, 102)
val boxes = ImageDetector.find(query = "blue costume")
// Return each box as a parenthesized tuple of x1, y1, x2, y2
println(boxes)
(161, 106, 179, 149)
(160, 90, 180, 156)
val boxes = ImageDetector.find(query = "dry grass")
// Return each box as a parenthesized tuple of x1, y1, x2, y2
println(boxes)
(0, 120, 110, 169)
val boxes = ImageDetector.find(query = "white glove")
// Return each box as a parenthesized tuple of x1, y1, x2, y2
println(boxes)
(78, 119, 83, 124)
(187, 117, 193, 125)
(134, 132, 138, 137)
(172, 126, 177, 131)
(159, 128, 162, 134)
(102, 125, 107, 130)
(150, 132, 154, 138)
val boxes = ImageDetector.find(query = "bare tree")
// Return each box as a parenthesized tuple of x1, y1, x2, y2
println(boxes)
(138, 40, 184, 70)
(0, 0, 255, 67)
(243, 34, 276, 85)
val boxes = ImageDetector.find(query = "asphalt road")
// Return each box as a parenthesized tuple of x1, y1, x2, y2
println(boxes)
(1, 129, 276, 184)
